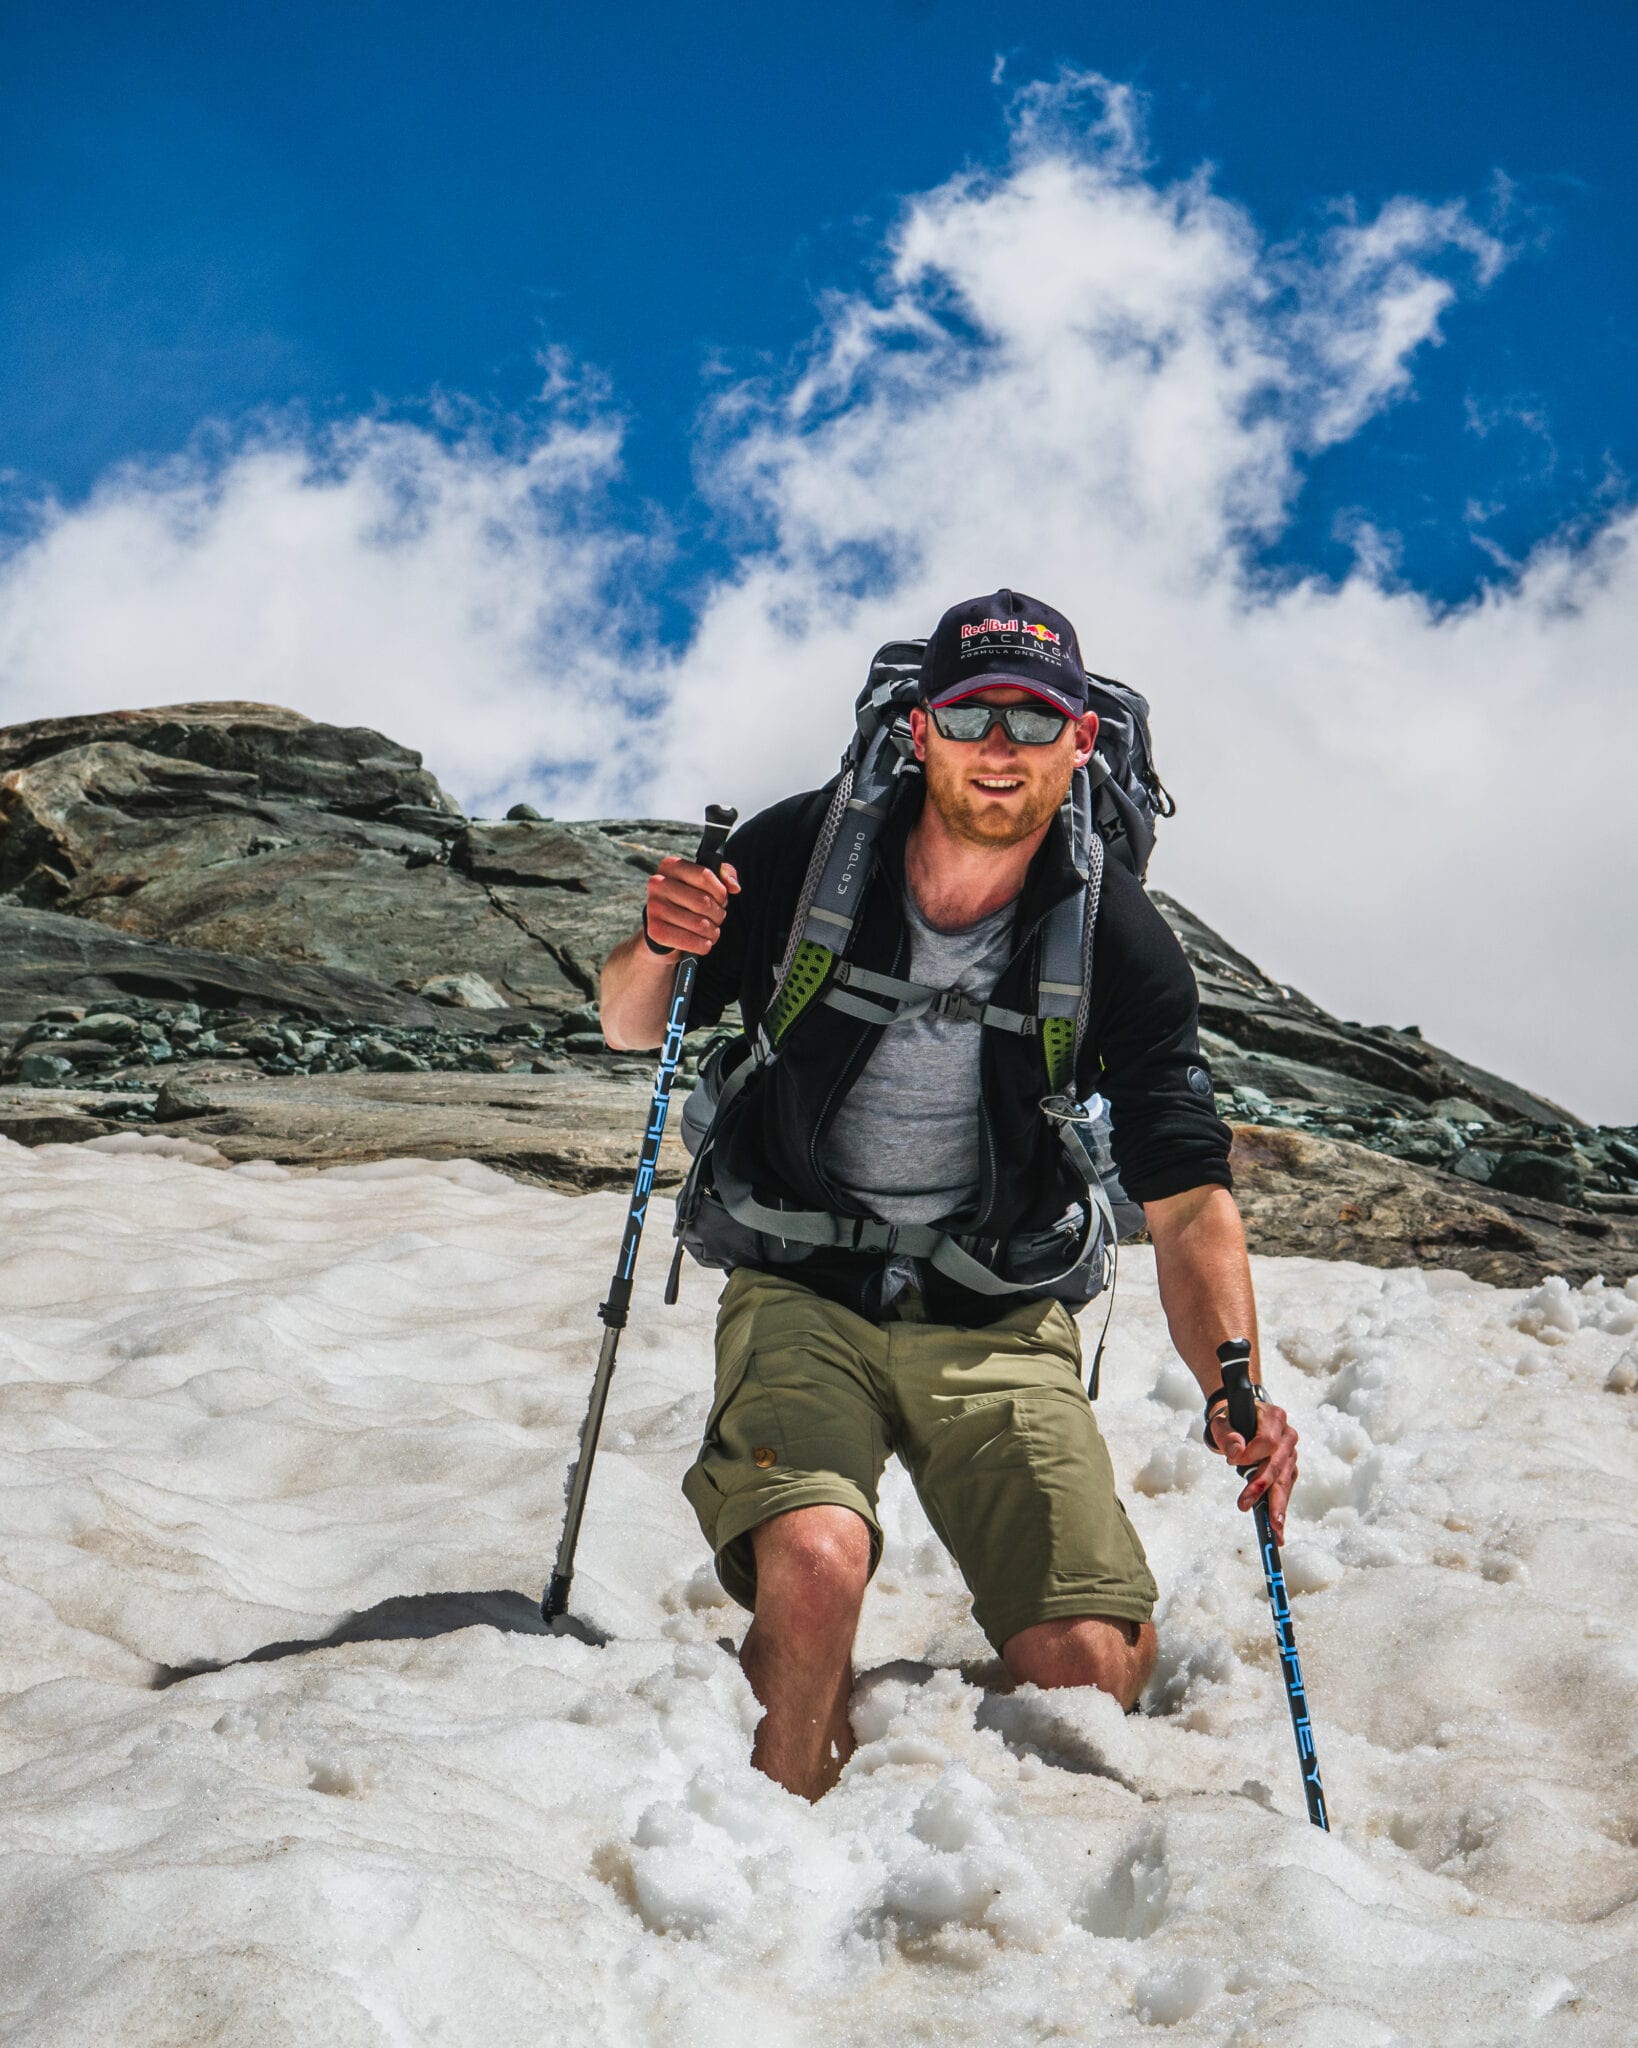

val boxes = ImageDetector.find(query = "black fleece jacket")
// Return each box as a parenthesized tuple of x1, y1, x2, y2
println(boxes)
(687, 779, 1232, 1325)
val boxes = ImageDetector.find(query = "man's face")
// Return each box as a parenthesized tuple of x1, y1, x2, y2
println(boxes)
(909, 686, 1098, 850)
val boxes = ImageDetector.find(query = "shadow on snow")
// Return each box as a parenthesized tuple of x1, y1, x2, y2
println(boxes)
(151, 1587, 609, 1687)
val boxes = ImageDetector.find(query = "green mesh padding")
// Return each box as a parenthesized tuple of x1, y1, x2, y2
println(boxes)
(766, 939, 836, 1045)
(1041, 1014, 1076, 1093)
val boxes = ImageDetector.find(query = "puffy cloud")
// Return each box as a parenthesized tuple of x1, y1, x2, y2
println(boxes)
(0, 72, 1631, 1119)
(0, 402, 655, 815)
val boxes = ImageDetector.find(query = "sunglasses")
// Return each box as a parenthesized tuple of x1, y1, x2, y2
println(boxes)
(927, 700, 1072, 745)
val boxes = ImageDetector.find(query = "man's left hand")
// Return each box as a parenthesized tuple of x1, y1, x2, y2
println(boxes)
(1206, 1398, 1299, 1544)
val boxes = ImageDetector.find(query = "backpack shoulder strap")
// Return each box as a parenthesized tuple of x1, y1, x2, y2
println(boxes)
(1038, 767, 1103, 1093)
(761, 641, 925, 1051)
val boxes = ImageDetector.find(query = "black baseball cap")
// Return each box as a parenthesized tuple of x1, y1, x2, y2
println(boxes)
(919, 588, 1089, 719)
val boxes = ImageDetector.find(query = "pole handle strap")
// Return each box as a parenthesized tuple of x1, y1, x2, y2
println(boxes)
(1205, 1378, 1266, 1459)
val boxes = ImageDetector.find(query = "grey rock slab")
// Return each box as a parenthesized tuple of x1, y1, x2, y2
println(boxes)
(148, 1067, 683, 1191)
(1486, 1150, 1585, 1205)
(0, 703, 459, 818)
(1204, 1044, 1392, 1117)
(0, 905, 442, 1031)
(72, 1012, 143, 1041)
(206, 847, 582, 1006)
(1228, 1123, 1637, 1287)
(450, 820, 697, 999)
(15, 1052, 76, 1085)
(455, 815, 695, 885)
(0, 1084, 126, 1145)
(0, 724, 671, 1019)
(455, 820, 611, 889)
(1428, 1097, 1499, 1126)
(17, 1037, 126, 1068)
(419, 972, 509, 1010)
(47, 829, 584, 1012)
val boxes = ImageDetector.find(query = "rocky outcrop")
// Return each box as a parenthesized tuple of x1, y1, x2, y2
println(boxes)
(2, 699, 1633, 1286)
(0, 701, 450, 813)
(0, 703, 695, 1021)
(1157, 894, 1638, 1221)
(0, 904, 441, 1031)
(143, 1065, 692, 1189)
(1226, 1124, 1635, 1288)
(1161, 894, 1575, 1126)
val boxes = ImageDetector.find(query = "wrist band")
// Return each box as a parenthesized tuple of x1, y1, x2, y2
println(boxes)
(1204, 1382, 1266, 1441)
(642, 911, 676, 958)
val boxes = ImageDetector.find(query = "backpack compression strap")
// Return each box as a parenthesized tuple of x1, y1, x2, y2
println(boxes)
(710, 1121, 1118, 1298)
(818, 960, 1040, 1036)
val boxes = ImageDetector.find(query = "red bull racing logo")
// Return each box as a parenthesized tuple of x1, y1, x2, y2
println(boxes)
(961, 618, 1060, 643)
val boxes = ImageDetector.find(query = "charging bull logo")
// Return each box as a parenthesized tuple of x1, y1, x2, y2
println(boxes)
(1024, 622, 1060, 644)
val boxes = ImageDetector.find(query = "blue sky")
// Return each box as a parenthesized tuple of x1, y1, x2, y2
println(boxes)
(1, 3, 1635, 1120)
(4, 0, 1632, 602)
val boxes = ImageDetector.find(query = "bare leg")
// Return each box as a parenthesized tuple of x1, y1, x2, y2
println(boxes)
(1002, 1616, 1158, 1710)
(739, 1505, 873, 1801)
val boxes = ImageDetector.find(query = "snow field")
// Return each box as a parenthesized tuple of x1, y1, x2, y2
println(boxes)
(1, 1130, 1636, 2045)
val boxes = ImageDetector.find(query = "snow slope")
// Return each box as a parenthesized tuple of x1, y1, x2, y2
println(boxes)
(1, 1133, 1635, 2045)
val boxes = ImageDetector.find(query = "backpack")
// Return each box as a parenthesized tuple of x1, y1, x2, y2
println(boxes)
(666, 638, 1172, 1330)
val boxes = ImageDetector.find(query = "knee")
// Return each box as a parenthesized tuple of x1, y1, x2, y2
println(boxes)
(1004, 1617, 1157, 1704)
(751, 1507, 872, 1637)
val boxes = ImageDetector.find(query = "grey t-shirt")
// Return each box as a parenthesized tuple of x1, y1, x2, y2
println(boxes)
(818, 883, 1016, 1226)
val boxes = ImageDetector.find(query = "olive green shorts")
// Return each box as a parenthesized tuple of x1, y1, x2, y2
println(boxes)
(681, 1268, 1157, 1652)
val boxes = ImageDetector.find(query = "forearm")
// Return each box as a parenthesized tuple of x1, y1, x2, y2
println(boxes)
(1145, 1183, 1260, 1398)
(599, 931, 679, 1050)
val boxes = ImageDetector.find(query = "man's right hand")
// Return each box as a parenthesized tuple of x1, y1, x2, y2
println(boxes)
(643, 855, 740, 956)
(601, 856, 740, 1049)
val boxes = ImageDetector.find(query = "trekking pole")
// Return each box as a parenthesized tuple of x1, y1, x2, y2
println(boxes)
(543, 803, 738, 1627)
(1218, 1338, 1329, 1830)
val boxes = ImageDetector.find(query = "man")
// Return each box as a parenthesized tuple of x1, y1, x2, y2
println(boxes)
(600, 589, 1299, 1801)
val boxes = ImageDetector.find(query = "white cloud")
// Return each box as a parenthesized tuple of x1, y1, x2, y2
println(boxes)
(0, 73, 1632, 1122)
(0, 404, 656, 815)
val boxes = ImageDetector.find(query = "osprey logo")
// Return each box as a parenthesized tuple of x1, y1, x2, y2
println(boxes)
(835, 827, 869, 898)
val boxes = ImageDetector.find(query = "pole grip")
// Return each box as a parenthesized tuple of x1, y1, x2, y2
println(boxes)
(693, 804, 737, 874)
(1218, 1337, 1259, 1474)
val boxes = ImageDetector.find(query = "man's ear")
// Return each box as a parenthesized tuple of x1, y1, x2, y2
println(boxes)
(908, 704, 929, 763)
(1072, 709, 1100, 769)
